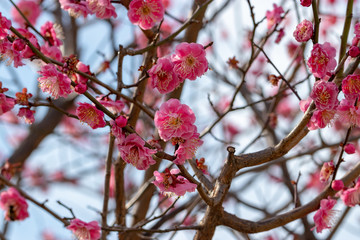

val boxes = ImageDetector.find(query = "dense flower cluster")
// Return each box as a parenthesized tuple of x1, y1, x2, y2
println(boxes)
(59, 0, 116, 19)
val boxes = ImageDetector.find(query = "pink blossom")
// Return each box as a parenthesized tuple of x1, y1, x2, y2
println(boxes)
(319, 161, 334, 183)
(117, 133, 156, 170)
(293, 19, 313, 42)
(17, 108, 35, 124)
(196, 158, 209, 175)
(37, 64, 72, 99)
(312, 197, 337, 233)
(67, 218, 101, 240)
(172, 42, 208, 81)
(128, 0, 164, 30)
(154, 99, 197, 141)
(307, 42, 337, 79)
(0, 187, 29, 221)
(76, 102, 106, 129)
(331, 180, 344, 191)
(149, 57, 180, 94)
(342, 74, 360, 98)
(275, 28, 285, 44)
(306, 170, 326, 192)
(40, 21, 63, 47)
(355, 22, 360, 38)
(17, 28, 39, 59)
(0, 13, 11, 40)
(153, 168, 197, 196)
(0, 38, 25, 68)
(307, 109, 336, 130)
(97, 96, 125, 114)
(300, 0, 312, 7)
(310, 80, 338, 111)
(344, 143, 356, 154)
(299, 97, 312, 112)
(336, 99, 360, 127)
(59, 0, 92, 18)
(0, 93, 15, 115)
(11, 0, 41, 28)
(40, 43, 63, 62)
(340, 178, 360, 207)
(265, 4, 284, 30)
(87, 0, 117, 19)
(174, 132, 203, 165)
(111, 116, 127, 140)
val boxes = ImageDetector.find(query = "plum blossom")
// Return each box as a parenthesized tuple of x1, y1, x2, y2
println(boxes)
(174, 132, 203, 165)
(117, 133, 156, 170)
(40, 21, 63, 47)
(67, 218, 101, 240)
(307, 109, 336, 130)
(349, 46, 360, 58)
(97, 96, 125, 115)
(154, 99, 197, 142)
(293, 19, 313, 42)
(59, 0, 92, 18)
(76, 102, 106, 129)
(153, 168, 197, 196)
(344, 143, 356, 154)
(300, 0, 312, 7)
(355, 22, 360, 38)
(312, 197, 337, 233)
(149, 57, 180, 94)
(310, 80, 339, 111)
(307, 42, 337, 79)
(16, 28, 39, 59)
(265, 4, 284, 30)
(336, 99, 360, 127)
(0, 187, 29, 221)
(11, 0, 41, 28)
(37, 64, 72, 99)
(40, 43, 63, 62)
(87, 0, 117, 19)
(196, 158, 209, 175)
(171, 42, 208, 81)
(15, 88, 32, 106)
(0, 93, 15, 115)
(17, 107, 35, 124)
(128, 0, 164, 30)
(340, 178, 360, 207)
(319, 161, 334, 183)
(342, 74, 360, 99)
(0, 38, 25, 68)
(0, 13, 11, 40)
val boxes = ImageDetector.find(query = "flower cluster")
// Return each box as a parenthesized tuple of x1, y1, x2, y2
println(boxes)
(0, 187, 29, 221)
(149, 42, 208, 94)
(153, 168, 197, 196)
(128, 0, 165, 30)
(154, 99, 203, 164)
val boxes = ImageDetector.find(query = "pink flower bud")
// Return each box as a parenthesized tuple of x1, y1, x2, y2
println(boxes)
(344, 143, 356, 154)
(331, 180, 344, 191)
(349, 46, 360, 58)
